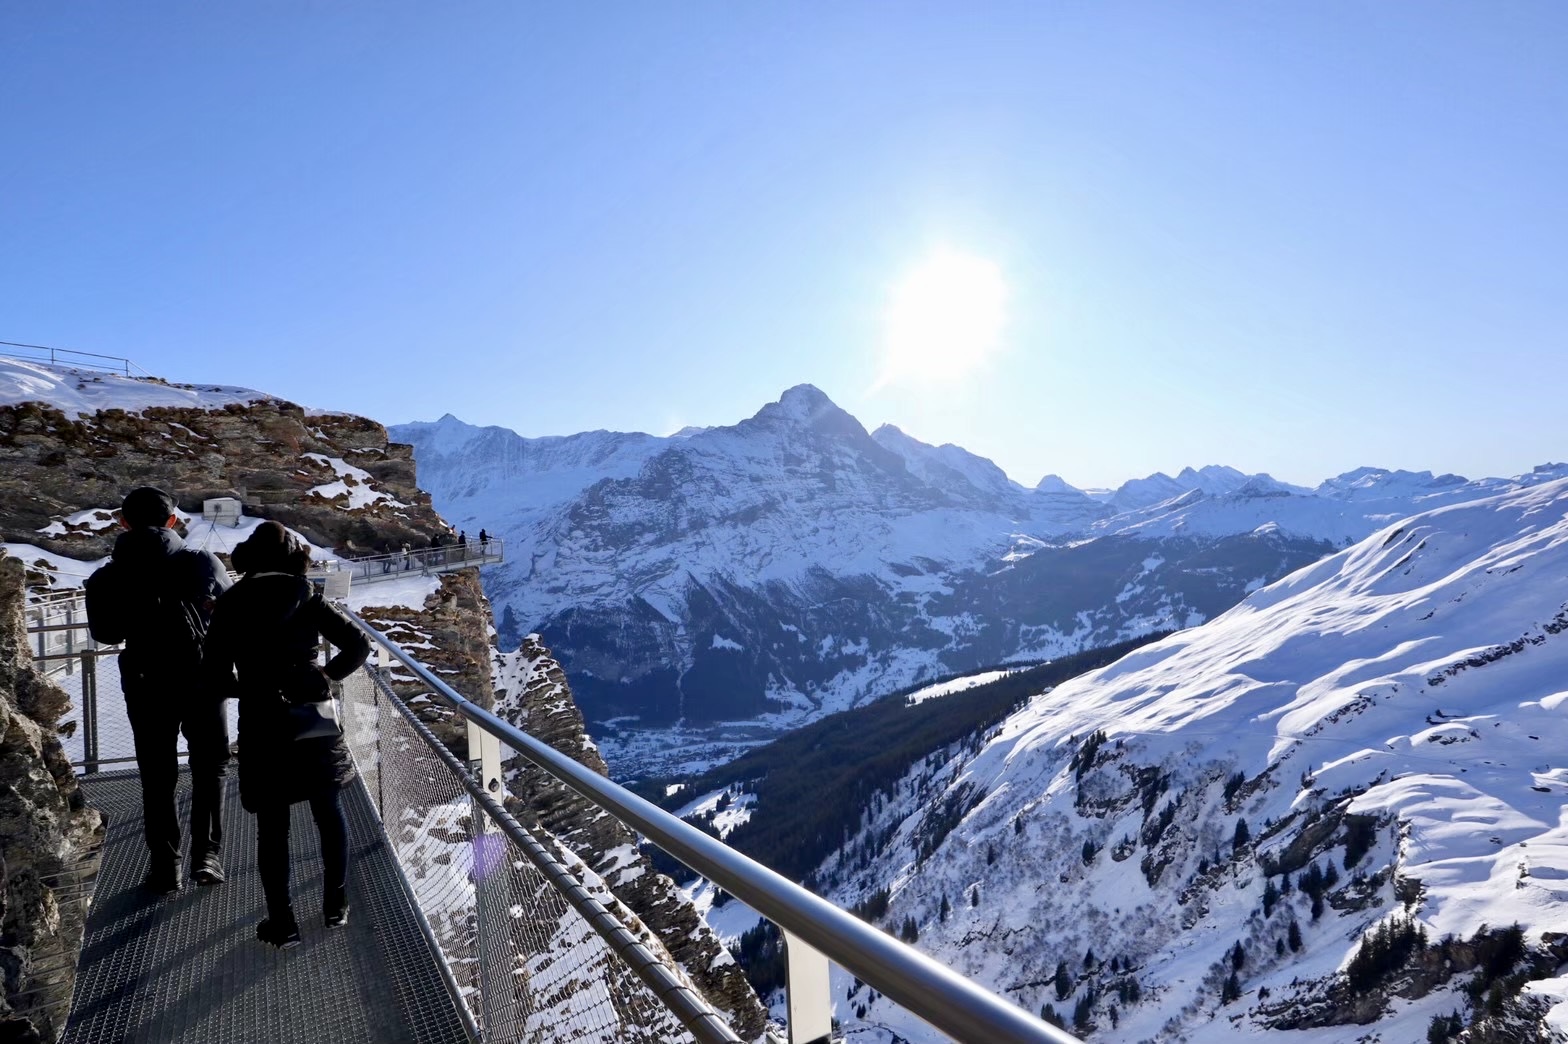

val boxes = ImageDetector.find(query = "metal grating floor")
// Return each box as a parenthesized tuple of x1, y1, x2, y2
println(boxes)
(64, 770, 472, 1044)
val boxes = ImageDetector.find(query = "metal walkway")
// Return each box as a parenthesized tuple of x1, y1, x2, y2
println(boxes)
(36, 587, 1075, 1044)
(63, 770, 471, 1044)
(317, 541, 504, 589)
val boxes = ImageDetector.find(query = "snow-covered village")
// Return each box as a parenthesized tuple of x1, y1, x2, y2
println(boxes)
(3, 6, 1565, 1044)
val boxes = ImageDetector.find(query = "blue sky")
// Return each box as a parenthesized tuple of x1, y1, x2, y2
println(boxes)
(3, 3, 1563, 489)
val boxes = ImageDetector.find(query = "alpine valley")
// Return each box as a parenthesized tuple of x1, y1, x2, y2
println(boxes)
(391, 386, 1568, 780)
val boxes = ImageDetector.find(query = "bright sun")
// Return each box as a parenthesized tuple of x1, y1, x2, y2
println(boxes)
(878, 248, 1007, 388)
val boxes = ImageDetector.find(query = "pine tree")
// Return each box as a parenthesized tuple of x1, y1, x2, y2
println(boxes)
(939, 893, 951, 923)
(1288, 920, 1303, 952)
(1233, 817, 1251, 852)
(1221, 972, 1241, 1004)
(970, 885, 980, 908)
(1054, 961, 1073, 1001)
(1073, 994, 1093, 1031)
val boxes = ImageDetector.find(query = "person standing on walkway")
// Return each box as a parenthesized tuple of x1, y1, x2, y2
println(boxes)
(202, 521, 370, 948)
(85, 487, 232, 892)
(478, 528, 488, 551)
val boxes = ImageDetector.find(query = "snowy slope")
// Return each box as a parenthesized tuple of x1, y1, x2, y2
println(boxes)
(819, 478, 1568, 1042)
(0, 357, 271, 414)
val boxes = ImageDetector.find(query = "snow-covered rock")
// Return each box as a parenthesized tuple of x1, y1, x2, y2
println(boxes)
(820, 477, 1568, 1042)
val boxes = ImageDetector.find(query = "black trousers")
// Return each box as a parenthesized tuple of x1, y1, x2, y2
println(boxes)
(255, 790, 348, 920)
(123, 684, 231, 868)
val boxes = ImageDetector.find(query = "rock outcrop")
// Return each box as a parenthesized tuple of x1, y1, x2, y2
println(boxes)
(0, 554, 102, 1043)
(495, 635, 769, 1040)
(1, 397, 449, 559)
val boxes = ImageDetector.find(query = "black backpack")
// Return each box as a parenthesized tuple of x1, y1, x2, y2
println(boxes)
(86, 553, 210, 666)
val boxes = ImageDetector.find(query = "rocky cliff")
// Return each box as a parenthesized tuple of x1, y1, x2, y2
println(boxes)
(0, 555, 102, 1044)
(493, 635, 769, 1039)
(1, 395, 448, 559)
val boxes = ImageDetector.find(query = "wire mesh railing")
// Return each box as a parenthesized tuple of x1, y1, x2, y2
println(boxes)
(351, 614, 1080, 1044)
(340, 663, 733, 1043)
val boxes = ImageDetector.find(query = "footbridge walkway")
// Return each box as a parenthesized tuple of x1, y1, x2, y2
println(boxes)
(26, 562, 1077, 1043)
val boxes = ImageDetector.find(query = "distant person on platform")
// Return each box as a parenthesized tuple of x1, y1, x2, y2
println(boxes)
(84, 486, 231, 893)
(202, 521, 369, 948)
(478, 528, 488, 551)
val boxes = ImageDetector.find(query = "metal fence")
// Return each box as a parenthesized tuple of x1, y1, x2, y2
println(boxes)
(312, 540, 504, 587)
(0, 340, 149, 377)
(339, 663, 727, 1044)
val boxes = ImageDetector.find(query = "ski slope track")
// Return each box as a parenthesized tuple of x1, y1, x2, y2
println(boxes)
(820, 479, 1568, 1042)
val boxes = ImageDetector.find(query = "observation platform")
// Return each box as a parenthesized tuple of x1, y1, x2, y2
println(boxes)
(63, 770, 471, 1044)
(316, 540, 504, 590)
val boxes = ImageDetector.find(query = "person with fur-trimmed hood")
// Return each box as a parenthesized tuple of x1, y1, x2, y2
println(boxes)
(85, 486, 231, 893)
(203, 521, 369, 948)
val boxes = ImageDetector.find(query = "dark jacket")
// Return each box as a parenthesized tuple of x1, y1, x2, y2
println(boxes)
(85, 527, 230, 689)
(202, 573, 370, 811)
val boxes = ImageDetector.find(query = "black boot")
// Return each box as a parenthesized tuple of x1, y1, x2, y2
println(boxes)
(142, 862, 181, 894)
(324, 886, 350, 929)
(191, 850, 225, 886)
(257, 910, 301, 948)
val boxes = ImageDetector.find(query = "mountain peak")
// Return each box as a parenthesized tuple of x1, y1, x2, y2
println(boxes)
(747, 384, 870, 442)
(775, 383, 838, 419)
(1034, 473, 1081, 494)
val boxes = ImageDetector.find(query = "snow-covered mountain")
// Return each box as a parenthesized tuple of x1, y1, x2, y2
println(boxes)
(810, 478, 1568, 1042)
(393, 386, 1563, 777)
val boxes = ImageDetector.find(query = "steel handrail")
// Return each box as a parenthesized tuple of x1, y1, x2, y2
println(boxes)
(360, 664, 738, 1044)
(346, 610, 1077, 1044)
(328, 540, 503, 568)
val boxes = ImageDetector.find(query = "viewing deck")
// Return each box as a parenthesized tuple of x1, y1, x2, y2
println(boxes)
(309, 539, 504, 590)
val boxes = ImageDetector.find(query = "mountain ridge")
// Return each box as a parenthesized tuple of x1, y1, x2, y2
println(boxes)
(392, 384, 1565, 778)
(809, 476, 1568, 1041)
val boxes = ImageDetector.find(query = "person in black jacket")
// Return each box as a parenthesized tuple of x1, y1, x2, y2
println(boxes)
(203, 521, 370, 948)
(85, 487, 231, 893)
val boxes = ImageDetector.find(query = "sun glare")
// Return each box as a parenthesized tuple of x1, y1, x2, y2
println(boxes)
(878, 249, 1007, 388)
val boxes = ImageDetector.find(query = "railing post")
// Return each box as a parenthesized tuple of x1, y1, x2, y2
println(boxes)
(375, 648, 390, 816)
(82, 653, 98, 774)
(64, 603, 75, 676)
(467, 714, 505, 1040)
(466, 716, 503, 825)
(784, 932, 835, 1044)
